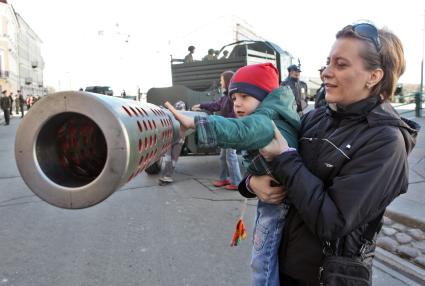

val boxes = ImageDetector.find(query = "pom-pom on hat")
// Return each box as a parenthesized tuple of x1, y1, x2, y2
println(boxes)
(228, 63, 279, 102)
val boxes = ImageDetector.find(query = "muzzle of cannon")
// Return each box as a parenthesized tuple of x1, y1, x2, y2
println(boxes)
(15, 91, 201, 209)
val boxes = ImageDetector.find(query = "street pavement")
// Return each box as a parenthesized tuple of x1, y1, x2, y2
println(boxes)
(386, 113, 425, 231)
(0, 110, 424, 285)
(1, 114, 255, 285)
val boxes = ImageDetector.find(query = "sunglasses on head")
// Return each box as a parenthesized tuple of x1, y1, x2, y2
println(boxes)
(352, 23, 381, 52)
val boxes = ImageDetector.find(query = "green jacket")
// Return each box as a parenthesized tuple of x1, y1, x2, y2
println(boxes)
(194, 86, 300, 175)
(0, 96, 11, 110)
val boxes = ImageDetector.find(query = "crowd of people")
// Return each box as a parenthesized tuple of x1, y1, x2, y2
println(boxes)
(183, 45, 230, 63)
(0, 90, 39, 125)
(163, 21, 420, 286)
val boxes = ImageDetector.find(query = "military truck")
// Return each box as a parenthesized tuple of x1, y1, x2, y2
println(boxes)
(85, 86, 114, 96)
(145, 40, 295, 174)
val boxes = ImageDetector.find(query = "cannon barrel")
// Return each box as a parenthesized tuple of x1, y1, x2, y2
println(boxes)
(15, 91, 202, 209)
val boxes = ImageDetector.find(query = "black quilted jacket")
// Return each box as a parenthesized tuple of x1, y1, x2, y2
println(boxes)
(269, 95, 420, 284)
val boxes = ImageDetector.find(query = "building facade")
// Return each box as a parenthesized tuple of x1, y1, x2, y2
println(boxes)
(0, 0, 19, 93)
(0, 0, 44, 97)
(16, 12, 44, 97)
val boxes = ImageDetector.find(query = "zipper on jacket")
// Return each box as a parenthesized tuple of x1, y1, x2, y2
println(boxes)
(300, 137, 351, 160)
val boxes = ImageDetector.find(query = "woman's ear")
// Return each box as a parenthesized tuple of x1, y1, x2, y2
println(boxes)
(367, 68, 384, 88)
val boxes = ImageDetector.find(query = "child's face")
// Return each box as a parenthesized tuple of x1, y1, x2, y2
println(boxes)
(232, 92, 261, 117)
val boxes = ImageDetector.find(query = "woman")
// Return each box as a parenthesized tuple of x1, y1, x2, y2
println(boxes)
(247, 22, 420, 285)
(192, 70, 242, 190)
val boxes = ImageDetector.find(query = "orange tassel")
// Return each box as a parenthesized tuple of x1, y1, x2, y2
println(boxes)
(230, 198, 248, 247)
(230, 218, 247, 246)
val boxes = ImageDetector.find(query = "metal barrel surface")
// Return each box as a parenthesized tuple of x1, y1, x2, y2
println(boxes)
(15, 91, 201, 209)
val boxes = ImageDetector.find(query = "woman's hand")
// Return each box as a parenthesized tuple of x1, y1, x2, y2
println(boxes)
(191, 104, 201, 111)
(164, 101, 195, 130)
(260, 122, 289, 161)
(250, 175, 287, 204)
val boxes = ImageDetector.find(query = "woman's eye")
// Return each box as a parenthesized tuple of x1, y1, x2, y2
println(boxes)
(336, 62, 347, 68)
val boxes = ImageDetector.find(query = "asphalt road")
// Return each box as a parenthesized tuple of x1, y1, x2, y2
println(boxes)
(0, 114, 420, 285)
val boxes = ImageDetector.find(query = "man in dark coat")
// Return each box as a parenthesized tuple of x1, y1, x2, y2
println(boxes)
(9, 92, 13, 115)
(0, 90, 11, 125)
(314, 66, 326, 108)
(18, 90, 25, 118)
(281, 64, 309, 116)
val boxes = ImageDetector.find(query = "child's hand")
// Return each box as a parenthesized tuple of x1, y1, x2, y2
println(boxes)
(164, 101, 195, 129)
(260, 122, 289, 161)
(191, 104, 201, 111)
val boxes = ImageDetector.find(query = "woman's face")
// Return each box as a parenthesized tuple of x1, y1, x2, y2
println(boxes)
(323, 38, 375, 107)
(220, 76, 226, 89)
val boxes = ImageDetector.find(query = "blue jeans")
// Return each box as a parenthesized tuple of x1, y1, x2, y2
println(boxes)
(251, 200, 290, 286)
(219, 148, 242, 185)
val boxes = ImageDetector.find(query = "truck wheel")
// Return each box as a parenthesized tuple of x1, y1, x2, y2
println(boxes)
(145, 157, 163, 175)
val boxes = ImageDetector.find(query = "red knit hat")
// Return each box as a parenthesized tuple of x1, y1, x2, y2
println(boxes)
(228, 63, 279, 101)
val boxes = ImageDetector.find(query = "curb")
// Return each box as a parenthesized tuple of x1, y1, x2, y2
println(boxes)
(385, 209, 425, 232)
(375, 247, 425, 285)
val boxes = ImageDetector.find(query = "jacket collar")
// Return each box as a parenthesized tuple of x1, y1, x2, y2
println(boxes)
(326, 95, 380, 119)
(325, 95, 420, 154)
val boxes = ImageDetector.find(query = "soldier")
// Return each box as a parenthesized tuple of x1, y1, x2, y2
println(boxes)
(314, 66, 327, 108)
(0, 90, 11, 125)
(18, 90, 25, 118)
(281, 64, 309, 116)
(15, 92, 20, 115)
(9, 92, 13, 115)
(184, 45, 195, 63)
(220, 50, 229, 60)
(213, 50, 220, 60)
(202, 48, 215, 61)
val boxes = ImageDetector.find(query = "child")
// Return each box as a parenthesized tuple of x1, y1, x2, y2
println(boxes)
(158, 101, 187, 185)
(165, 63, 300, 286)
(192, 70, 242, 190)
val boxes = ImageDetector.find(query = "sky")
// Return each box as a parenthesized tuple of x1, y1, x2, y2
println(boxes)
(8, 0, 425, 95)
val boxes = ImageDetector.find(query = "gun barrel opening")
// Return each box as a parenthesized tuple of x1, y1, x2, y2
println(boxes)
(35, 112, 107, 188)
